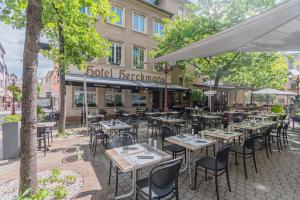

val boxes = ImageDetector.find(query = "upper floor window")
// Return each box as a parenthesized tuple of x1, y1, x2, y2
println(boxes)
(109, 42, 122, 66)
(153, 19, 164, 36)
(178, 4, 185, 17)
(109, 5, 125, 27)
(132, 46, 145, 69)
(133, 13, 146, 33)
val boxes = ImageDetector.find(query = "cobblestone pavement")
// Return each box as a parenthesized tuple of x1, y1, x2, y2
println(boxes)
(0, 123, 299, 200)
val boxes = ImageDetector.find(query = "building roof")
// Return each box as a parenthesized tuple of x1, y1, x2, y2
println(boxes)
(141, 0, 174, 16)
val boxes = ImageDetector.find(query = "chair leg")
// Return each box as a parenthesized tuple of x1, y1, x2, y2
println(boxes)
(108, 161, 112, 185)
(253, 152, 258, 173)
(205, 168, 208, 181)
(276, 137, 281, 152)
(235, 152, 238, 165)
(115, 169, 119, 197)
(264, 141, 269, 159)
(243, 154, 247, 179)
(286, 134, 289, 144)
(43, 138, 47, 156)
(279, 137, 282, 150)
(194, 167, 198, 189)
(93, 138, 97, 157)
(215, 171, 219, 200)
(268, 137, 272, 154)
(226, 167, 231, 192)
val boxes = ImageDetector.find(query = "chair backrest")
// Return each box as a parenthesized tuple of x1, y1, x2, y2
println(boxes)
(192, 123, 202, 135)
(37, 127, 46, 138)
(161, 126, 176, 139)
(216, 144, 231, 166)
(243, 136, 256, 150)
(149, 158, 182, 198)
(283, 122, 289, 133)
(109, 133, 134, 148)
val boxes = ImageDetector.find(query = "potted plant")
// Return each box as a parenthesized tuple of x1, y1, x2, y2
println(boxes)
(1, 115, 21, 159)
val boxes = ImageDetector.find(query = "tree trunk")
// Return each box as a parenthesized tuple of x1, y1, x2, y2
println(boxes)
(58, 73, 66, 133)
(57, 24, 66, 133)
(211, 76, 220, 112)
(19, 0, 42, 194)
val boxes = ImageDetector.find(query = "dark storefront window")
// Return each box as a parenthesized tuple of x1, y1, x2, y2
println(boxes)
(105, 89, 123, 107)
(74, 86, 97, 107)
(131, 89, 146, 107)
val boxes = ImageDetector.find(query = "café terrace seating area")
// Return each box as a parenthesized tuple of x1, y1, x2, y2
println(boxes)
(82, 106, 300, 200)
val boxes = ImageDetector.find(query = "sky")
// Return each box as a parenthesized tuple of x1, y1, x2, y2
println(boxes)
(0, 0, 198, 80)
(0, 22, 53, 80)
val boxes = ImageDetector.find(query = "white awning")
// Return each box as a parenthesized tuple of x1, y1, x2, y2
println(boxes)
(155, 0, 300, 63)
(251, 88, 297, 96)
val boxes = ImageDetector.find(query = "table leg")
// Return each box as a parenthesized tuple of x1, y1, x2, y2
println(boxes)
(188, 150, 192, 186)
(115, 170, 136, 200)
(180, 149, 189, 173)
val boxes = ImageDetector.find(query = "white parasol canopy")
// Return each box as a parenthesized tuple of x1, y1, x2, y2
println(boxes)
(251, 88, 297, 96)
(154, 0, 300, 63)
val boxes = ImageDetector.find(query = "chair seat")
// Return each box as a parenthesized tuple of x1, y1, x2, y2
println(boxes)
(96, 133, 109, 139)
(230, 145, 252, 154)
(195, 157, 226, 171)
(165, 144, 185, 153)
(136, 177, 175, 199)
(270, 131, 281, 136)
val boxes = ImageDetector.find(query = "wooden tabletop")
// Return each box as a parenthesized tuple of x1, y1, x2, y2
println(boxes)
(200, 129, 243, 140)
(231, 121, 276, 131)
(37, 121, 56, 127)
(87, 114, 104, 119)
(105, 143, 172, 173)
(154, 117, 186, 124)
(191, 114, 222, 120)
(99, 120, 132, 131)
(165, 134, 216, 151)
(247, 115, 270, 120)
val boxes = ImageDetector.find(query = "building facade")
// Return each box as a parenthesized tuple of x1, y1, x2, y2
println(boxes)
(64, 0, 191, 123)
(0, 43, 9, 110)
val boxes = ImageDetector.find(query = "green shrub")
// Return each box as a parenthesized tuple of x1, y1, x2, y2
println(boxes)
(53, 185, 68, 199)
(3, 115, 21, 123)
(271, 105, 284, 114)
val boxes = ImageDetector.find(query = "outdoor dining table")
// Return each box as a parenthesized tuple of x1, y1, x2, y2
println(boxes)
(247, 115, 270, 120)
(87, 114, 105, 119)
(99, 120, 133, 135)
(231, 121, 276, 134)
(105, 143, 172, 199)
(165, 134, 216, 188)
(37, 121, 56, 128)
(200, 129, 243, 142)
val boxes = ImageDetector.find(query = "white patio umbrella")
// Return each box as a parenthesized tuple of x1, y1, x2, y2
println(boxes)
(251, 88, 288, 95)
(154, 0, 300, 63)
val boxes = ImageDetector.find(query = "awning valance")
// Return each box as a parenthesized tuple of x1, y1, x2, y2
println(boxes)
(65, 74, 188, 91)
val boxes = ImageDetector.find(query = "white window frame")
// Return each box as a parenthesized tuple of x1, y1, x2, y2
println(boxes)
(108, 4, 125, 28)
(108, 41, 123, 66)
(132, 12, 147, 34)
(153, 19, 164, 36)
(132, 45, 146, 69)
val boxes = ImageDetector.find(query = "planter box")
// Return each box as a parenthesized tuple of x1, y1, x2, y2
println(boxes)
(1, 122, 21, 160)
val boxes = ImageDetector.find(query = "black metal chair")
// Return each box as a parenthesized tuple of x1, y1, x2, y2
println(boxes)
(136, 158, 183, 200)
(281, 122, 289, 148)
(194, 144, 232, 200)
(90, 123, 109, 157)
(108, 133, 134, 197)
(260, 127, 272, 158)
(230, 136, 257, 179)
(147, 117, 158, 137)
(270, 123, 283, 152)
(161, 126, 186, 160)
(37, 127, 47, 156)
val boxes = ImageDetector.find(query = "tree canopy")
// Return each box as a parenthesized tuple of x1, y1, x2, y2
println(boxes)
(153, 0, 287, 90)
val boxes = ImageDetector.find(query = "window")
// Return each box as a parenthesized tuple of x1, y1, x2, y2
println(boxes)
(178, 4, 185, 17)
(74, 86, 96, 107)
(131, 89, 146, 107)
(109, 5, 125, 27)
(109, 42, 122, 65)
(133, 13, 146, 33)
(153, 20, 164, 36)
(105, 89, 123, 107)
(179, 77, 183, 85)
(132, 46, 145, 69)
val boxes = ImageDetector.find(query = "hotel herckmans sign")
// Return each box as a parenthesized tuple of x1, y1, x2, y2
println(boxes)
(87, 65, 166, 83)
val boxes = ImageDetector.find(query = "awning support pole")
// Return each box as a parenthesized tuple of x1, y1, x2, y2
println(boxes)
(164, 64, 169, 112)
(84, 72, 89, 132)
